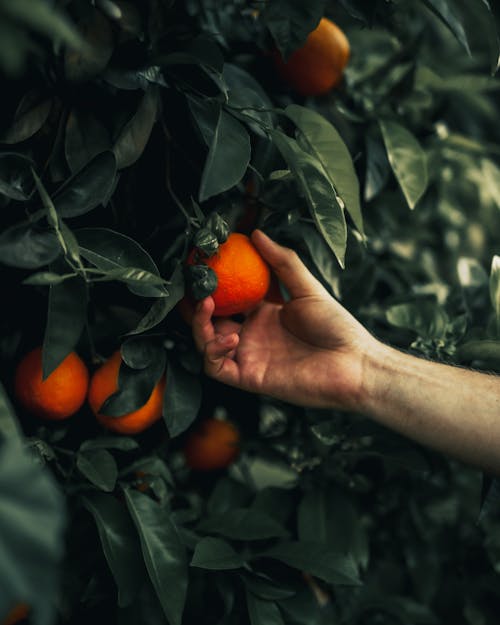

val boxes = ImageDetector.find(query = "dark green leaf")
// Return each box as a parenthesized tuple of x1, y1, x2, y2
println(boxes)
(259, 542, 361, 585)
(76, 449, 118, 492)
(54, 151, 116, 218)
(197, 508, 289, 541)
(187, 95, 219, 146)
(421, 0, 470, 55)
(23, 271, 77, 285)
(0, 222, 59, 269)
(76, 227, 163, 297)
(271, 130, 347, 267)
(243, 575, 296, 601)
(65, 109, 112, 173)
(0, 152, 35, 200)
(285, 104, 364, 235)
(124, 489, 188, 625)
(191, 537, 245, 570)
(121, 337, 164, 369)
(82, 492, 145, 607)
(262, 0, 324, 58)
(101, 349, 166, 416)
(163, 358, 202, 437)
(42, 274, 87, 378)
(365, 134, 391, 202)
(0, 439, 66, 624)
(113, 88, 158, 169)
(199, 110, 251, 201)
(1, 93, 51, 144)
(80, 436, 139, 452)
(246, 591, 285, 625)
(386, 301, 449, 339)
(379, 120, 428, 209)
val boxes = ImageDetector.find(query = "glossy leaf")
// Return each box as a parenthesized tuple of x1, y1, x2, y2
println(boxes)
(0, 222, 60, 269)
(54, 151, 116, 217)
(262, 0, 324, 58)
(199, 109, 251, 201)
(163, 358, 202, 437)
(0, 439, 66, 624)
(65, 109, 112, 173)
(82, 492, 144, 607)
(41, 272, 87, 378)
(365, 134, 391, 202)
(421, 0, 470, 55)
(271, 130, 347, 267)
(1, 93, 51, 144)
(386, 301, 449, 339)
(490, 255, 500, 334)
(113, 88, 158, 169)
(76, 227, 164, 297)
(379, 120, 428, 209)
(124, 489, 188, 625)
(0, 152, 35, 200)
(191, 537, 245, 570)
(260, 542, 361, 585)
(285, 104, 364, 234)
(246, 591, 285, 625)
(76, 449, 118, 492)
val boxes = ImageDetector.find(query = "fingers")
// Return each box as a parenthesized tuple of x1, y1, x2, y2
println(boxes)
(191, 297, 241, 386)
(251, 229, 327, 299)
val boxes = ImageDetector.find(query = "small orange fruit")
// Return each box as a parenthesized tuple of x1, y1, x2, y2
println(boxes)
(273, 17, 350, 96)
(2, 603, 29, 625)
(184, 418, 240, 470)
(187, 232, 270, 317)
(14, 347, 89, 420)
(88, 351, 165, 435)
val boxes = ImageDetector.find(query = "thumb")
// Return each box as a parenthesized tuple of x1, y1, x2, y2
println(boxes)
(251, 229, 327, 299)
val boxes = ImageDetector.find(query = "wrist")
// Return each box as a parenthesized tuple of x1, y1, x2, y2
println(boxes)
(357, 341, 400, 415)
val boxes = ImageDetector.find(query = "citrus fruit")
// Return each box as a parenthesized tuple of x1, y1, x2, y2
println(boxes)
(14, 347, 89, 420)
(88, 350, 165, 435)
(273, 17, 350, 96)
(2, 604, 29, 625)
(188, 232, 270, 316)
(184, 418, 240, 470)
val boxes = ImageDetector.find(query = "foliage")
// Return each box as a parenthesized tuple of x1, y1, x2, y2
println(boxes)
(1, 0, 500, 623)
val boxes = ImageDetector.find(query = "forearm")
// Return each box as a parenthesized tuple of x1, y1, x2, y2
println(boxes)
(359, 344, 500, 474)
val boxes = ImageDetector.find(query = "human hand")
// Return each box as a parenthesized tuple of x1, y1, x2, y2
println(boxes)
(191, 230, 381, 410)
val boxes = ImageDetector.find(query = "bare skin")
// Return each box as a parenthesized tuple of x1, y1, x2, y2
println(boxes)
(192, 230, 500, 475)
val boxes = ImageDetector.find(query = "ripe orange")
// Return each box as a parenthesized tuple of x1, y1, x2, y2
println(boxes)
(2, 604, 29, 625)
(188, 232, 270, 317)
(273, 17, 350, 96)
(184, 418, 240, 470)
(88, 351, 165, 435)
(14, 347, 89, 420)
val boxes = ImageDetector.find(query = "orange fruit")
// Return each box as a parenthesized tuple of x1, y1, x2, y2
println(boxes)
(14, 347, 89, 420)
(2, 604, 29, 625)
(273, 17, 350, 96)
(187, 232, 270, 317)
(88, 351, 165, 435)
(184, 418, 240, 470)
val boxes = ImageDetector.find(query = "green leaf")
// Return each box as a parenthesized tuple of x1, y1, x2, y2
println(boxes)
(113, 88, 158, 169)
(54, 151, 117, 218)
(1, 92, 52, 144)
(121, 337, 162, 369)
(197, 508, 289, 541)
(65, 109, 112, 173)
(42, 274, 87, 378)
(259, 541, 361, 585)
(80, 436, 139, 452)
(23, 271, 77, 286)
(1, 0, 83, 49)
(379, 120, 428, 209)
(364, 134, 391, 202)
(246, 591, 285, 625)
(285, 104, 364, 235)
(0, 439, 66, 624)
(124, 489, 188, 625)
(76, 449, 118, 492)
(421, 0, 470, 55)
(456, 340, 500, 364)
(0, 152, 35, 200)
(199, 109, 251, 201)
(191, 537, 245, 570)
(0, 222, 59, 269)
(82, 492, 145, 607)
(243, 575, 296, 601)
(262, 0, 324, 58)
(386, 301, 449, 340)
(76, 227, 163, 297)
(0, 382, 22, 440)
(163, 358, 202, 438)
(101, 349, 166, 416)
(271, 130, 347, 267)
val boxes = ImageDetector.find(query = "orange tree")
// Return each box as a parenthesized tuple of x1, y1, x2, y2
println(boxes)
(1, 0, 500, 623)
